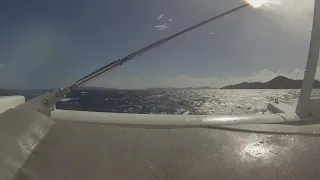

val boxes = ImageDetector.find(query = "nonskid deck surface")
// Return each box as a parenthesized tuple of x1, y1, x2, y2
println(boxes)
(15, 120, 320, 180)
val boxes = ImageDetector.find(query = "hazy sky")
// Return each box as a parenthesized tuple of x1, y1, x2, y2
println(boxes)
(0, 0, 317, 89)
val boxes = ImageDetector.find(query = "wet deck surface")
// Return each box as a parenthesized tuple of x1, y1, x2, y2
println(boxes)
(15, 121, 320, 180)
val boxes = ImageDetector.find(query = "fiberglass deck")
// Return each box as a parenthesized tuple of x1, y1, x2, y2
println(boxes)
(14, 120, 320, 180)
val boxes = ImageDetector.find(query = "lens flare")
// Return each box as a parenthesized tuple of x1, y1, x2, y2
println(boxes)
(245, 0, 282, 8)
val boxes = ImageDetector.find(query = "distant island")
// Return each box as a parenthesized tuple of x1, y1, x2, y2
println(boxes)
(221, 76, 320, 89)
(75, 86, 117, 91)
(147, 86, 216, 90)
(77, 86, 216, 91)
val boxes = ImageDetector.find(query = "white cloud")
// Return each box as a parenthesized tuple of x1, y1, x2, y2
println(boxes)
(155, 23, 170, 31)
(209, 32, 215, 35)
(260, 0, 313, 37)
(157, 14, 164, 20)
(246, 0, 282, 8)
(90, 67, 320, 89)
(155, 14, 173, 31)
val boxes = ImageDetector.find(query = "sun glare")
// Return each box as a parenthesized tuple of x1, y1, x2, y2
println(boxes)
(245, 0, 282, 8)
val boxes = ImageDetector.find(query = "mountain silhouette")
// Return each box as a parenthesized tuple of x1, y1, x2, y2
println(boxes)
(221, 76, 320, 89)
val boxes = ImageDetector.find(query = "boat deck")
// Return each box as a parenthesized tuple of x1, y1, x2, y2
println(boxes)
(14, 120, 320, 180)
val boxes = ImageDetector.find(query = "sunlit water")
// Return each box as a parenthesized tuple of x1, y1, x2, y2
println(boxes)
(3, 89, 319, 115)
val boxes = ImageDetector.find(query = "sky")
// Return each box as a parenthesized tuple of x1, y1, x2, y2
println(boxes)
(0, 0, 318, 89)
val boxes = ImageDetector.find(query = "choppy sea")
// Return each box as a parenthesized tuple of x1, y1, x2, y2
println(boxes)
(1, 89, 319, 115)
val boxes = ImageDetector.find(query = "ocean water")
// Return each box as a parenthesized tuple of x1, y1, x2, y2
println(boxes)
(2, 89, 319, 115)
